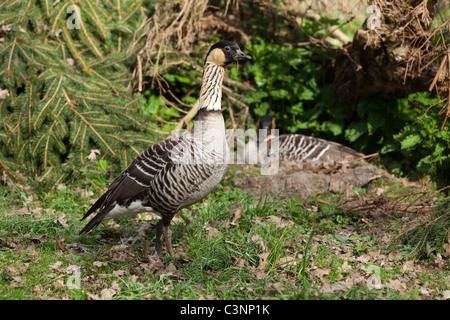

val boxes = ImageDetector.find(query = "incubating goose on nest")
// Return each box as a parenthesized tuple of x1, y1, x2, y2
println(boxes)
(248, 115, 364, 165)
(79, 41, 252, 256)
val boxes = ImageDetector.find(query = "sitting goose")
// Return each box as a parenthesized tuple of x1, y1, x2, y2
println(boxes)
(251, 115, 364, 165)
(79, 41, 252, 256)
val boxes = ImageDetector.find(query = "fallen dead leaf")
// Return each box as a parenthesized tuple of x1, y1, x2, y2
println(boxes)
(265, 215, 294, 228)
(277, 255, 298, 267)
(87, 292, 101, 300)
(6, 266, 21, 276)
(320, 281, 350, 293)
(403, 260, 415, 272)
(48, 261, 63, 271)
(435, 254, 444, 268)
(54, 279, 65, 290)
(237, 258, 248, 266)
(386, 279, 406, 291)
(330, 283, 350, 293)
(442, 290, 450, 300)
(205, 226, 221, 240)
(356, 254, 371, 264)
(419, 287, 431, 296)
(111, 244, 129, 251)
(54, 236, 66, 251)
(339, 261, 352, 273)
(257, 251, 271, 271)
(320, 281, 333, 293)
(15, 207, 31, 216)
(10, 277, 24, 288)
(165, 263, 177, 272)
(93, 261, 108, 267)
(53, 214, 68, 228)
(101, 281, 121, 300)
(443, 243, 450, 258)
(268, 282, 284, 293)
(251, 234, 267, 251)
(112, 270, 125, 277)
(140, 254, 165, 274)
(231, 208, 242, 224)
(311, 267, 331, 279)
(81, 189, 94, 198)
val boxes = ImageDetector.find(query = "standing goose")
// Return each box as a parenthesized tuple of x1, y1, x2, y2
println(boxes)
(80, 41, 252, 256)
(253, 115, 364, 164)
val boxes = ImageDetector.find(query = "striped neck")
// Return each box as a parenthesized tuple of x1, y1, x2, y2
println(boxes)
(197, 62, 225, 112)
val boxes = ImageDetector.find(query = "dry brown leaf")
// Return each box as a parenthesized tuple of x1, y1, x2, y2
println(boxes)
(6, 266, 21, 276)
(311, 267, 331, 279)
(53, 236, 65, 251)
(15, 207, 31, 216)
(165, 263, 177, 272)
(443, 243, 450, 258)
(251, 234, 266, 251)
(101, 281, 121, 300)
(81, 189, 94, 198)
(111, 244, 129, 251)
(419, 287, 431, 296)
(268, 282, 284, 293)
(266, 215, 294, 228)
(250, 267, 268, 280)
(54, 279, 65, 290)
(205, 226, 221, 240)
(386, 279, 406, 291)
(435, 254, 445, 268)
(93, 261, 108, 267)
(237, 258, 248, 266)
(10, 277, 24, 288)
(355, 254, 371, 264)
(113, 270, 125, 277)
(48, 261, 63, 271)
(53, 214, 68, 228)
(231, 208, 242, 224)
(320, 281, 349, 293)
(87, 292, 101, 300)
(339, 261, 352, 272)
(368, 249, 381, 261)
(331, 283, 350, 293)
(442, 290, 450, 300)
(277, 256, 298, 267)
(257, 251, 271, 271)
(320, 281, 333, 293)
(403, 260, 415, 272)
(140, 254, 165, 274)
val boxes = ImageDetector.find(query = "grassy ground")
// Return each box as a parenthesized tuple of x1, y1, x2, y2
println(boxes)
(0, 169, 449, 300)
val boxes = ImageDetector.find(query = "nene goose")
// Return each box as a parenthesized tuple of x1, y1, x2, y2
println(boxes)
(80, 41, 252, 256)
(253, 115, 364, 164)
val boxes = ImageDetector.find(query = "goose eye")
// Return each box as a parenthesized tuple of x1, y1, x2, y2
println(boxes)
(224, 46, 231, 52)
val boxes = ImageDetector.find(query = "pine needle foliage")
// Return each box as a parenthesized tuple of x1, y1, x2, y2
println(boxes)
(396, 198, 450, 259)
(0, 0, 158, 190)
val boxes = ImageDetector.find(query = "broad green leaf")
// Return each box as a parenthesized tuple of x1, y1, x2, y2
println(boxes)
(400, 134, 422, 150)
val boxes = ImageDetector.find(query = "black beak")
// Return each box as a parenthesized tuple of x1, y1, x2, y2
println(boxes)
(235, 49, 252, 61)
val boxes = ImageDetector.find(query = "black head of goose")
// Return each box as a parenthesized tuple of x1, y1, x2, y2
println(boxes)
(79, 41, 252, 256)
(256, 115, 364, 164)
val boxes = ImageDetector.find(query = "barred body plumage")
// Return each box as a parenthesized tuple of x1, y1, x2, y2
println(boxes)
(255, 115, 364, 165)
(80, 41, 252, 256)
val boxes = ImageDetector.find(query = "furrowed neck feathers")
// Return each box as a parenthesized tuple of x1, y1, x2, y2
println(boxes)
(197, 62, 225, 112)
